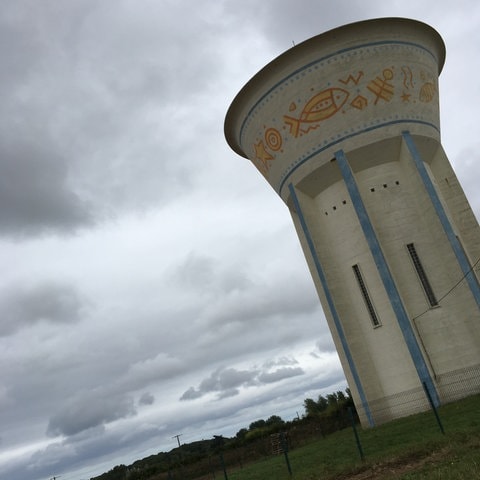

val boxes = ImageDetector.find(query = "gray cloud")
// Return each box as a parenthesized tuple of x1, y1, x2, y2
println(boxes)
(181, 361, 305, 401)
(171, 251, 252, 295)
(263, 356, 299, 368)
(138, 392, 155, 406)
(0, 281, 86, 336)
(312, 337, 337, 355)
(0, 134, 95, 236)
(2, 422, 165, 480)
(218, 388, 240, 399)
(180, 387, 203, 401)
(47, 391, 136, 437)
(258, 367, 304, 384)
(180, 366, 258, 401)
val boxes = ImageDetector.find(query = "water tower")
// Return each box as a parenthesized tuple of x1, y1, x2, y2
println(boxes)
(225, 18, 480, 426)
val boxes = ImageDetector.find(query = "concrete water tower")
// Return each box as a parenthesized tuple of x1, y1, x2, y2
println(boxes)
(225, 18, 480, 426)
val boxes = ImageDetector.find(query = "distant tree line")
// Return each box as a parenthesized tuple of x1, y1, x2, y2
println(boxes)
(91, 388, 356, 480)
(234, 414, 286, 443)
(302, 388, 356, 435)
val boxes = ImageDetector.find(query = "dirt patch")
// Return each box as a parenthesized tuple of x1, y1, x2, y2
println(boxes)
(339, 448, 448, 479)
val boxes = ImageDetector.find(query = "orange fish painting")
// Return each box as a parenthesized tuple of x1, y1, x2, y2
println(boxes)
(284, 87, 349, 137)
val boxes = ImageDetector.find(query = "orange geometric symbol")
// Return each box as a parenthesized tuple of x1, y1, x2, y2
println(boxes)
(350, 95, 368, 110)
(339, 71, 364, 85)
(401, 66, 414, 89)
(418, 70, 435, 103)
(419, 82, 435, 102)
(367, 68, 394, 105)
(265, 128, 282, 151)
(283, 87, 349, 137)
(254, 140, 274, 172)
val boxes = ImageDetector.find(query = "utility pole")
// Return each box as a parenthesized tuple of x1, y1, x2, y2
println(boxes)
(172, 434, 182, 448)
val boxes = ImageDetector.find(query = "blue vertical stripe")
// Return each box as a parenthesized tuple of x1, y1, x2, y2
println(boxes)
(288, 182, 374, 426)
(402, 131, 480, 310)
(334, 149, 440, 406)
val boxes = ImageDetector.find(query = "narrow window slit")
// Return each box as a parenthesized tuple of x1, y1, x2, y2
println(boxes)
(406, 243, 438, 307)
(352, 264, 381, 327)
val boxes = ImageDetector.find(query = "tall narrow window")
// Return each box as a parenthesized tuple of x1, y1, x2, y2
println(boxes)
(352, 264, 381, 327)
(406, 243, 438, 307)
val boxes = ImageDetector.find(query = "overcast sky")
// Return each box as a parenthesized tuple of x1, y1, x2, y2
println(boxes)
(1, 1, 479, 479)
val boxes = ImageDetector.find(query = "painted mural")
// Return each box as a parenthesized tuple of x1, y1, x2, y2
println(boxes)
(252, 63, 437, 176)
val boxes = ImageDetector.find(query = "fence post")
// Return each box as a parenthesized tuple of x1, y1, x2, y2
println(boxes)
(166, 453, 174, 480)
(208, 455, 216, 479)
(219, 451, 228, 480)
(280, 432, 292, 476)
(348, 407, 365, 461)
(422, 381, 445, 434)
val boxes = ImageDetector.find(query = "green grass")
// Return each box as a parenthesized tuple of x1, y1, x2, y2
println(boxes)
(226, 394, 480, 480)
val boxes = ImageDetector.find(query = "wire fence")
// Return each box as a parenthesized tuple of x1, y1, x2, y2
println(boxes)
(356, 363, 480, 426)
(437, 363, 480, 402)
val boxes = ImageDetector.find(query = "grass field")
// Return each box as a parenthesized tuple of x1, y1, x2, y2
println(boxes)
(225, 394, 480, 480)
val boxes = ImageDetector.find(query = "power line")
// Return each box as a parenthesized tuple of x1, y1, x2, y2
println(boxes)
(412, 255, 480, 321)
